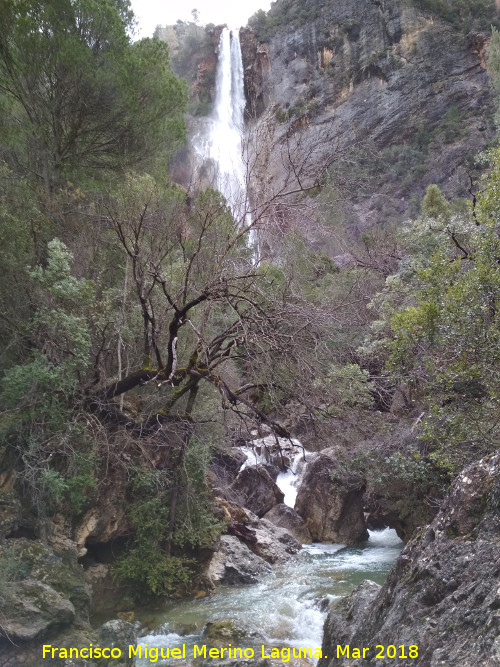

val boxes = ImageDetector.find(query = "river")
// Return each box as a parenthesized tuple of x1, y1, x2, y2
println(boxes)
(136, 528, 402, 665)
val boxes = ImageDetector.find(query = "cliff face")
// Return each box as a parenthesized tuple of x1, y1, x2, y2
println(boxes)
(241, 0, 494, 234)
(318, 451, 500, 666)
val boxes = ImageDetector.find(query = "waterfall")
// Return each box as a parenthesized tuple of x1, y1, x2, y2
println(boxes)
(238, 437, 315, 509)
(193, 28, 255, 246)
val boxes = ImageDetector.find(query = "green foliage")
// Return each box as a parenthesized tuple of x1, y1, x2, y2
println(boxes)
(366, 179, 500, 475)
(0, 239, 97, 515)
(421, 184, 452, 220)
(249, 0, 498, 42)
(0, 0, 187, 189)
(114, 549, 195, 598)
(314, 363, 374, 417)
(412, 0, 498, 31)
(249, 0, 323, 41)
(114, 440, 224, 598)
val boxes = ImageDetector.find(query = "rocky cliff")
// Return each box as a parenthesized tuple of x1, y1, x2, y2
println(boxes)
(241, 0, 495, 242)
(318, 451, 500, 666)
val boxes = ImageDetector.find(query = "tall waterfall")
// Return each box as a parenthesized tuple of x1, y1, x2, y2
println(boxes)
(194, 28, 253, 240)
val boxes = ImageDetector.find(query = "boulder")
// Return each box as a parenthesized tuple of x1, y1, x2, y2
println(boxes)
(205, 535, 273, 585)
(228, 465, 284, 517)
(246, 517, 301, 564)
(98, 619, 140, 666)
(202, 618, 263, 645)
(1, 579, 75, 642)
(0, 538, 90, 642)
(319, 451, 500, 666)
(263, 504, 312, 544)
(294, 448, 367, 544)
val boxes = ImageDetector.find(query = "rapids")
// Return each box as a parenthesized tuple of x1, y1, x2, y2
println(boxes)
(136, 529, 402, 665)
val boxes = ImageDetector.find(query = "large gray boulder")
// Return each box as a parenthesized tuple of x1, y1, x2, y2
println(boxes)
(263, 503, 312, 544)
(228, 465, 284, 517)
(1, 580, 75, 642)
(206, 535, 273, 585)
(0, 538, 90, 644)
(247, 517, 302, 564)
(319, 451, 500, 666)
(98, 620, 140, 666)
(294, 448, 367, 544)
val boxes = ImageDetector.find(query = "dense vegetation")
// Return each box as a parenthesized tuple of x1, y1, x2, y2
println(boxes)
(0, 0, 499, 602)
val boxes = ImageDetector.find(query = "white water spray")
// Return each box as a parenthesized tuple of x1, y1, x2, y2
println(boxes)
(193, 28, 256, 246)
(239, 436, 315, 509)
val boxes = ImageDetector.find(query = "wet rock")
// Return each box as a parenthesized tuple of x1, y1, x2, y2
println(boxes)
(203, 618, 263, 644)
(319, 451, 500, 666)
(197, 659, 314, 667)
(320, 580, 381, 664)
(263, 504, 312, 544)
(228, 466, 284, 517)
(206, 535, 273, 585)
(295, 448, 367, 544)
(98, 619, 139, 666)
(261, 463, 280, 481)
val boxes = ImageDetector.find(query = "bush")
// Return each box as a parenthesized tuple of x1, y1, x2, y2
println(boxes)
(114, 440, 225, 598)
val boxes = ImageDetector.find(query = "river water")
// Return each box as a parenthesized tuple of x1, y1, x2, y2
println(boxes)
(136, 528, 402, 665)
(136, 443, 402, 664)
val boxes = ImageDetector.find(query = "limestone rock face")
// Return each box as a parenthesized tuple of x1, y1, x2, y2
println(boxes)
(263, 503, 312, 544)
(319, 451, 500, 666)
(75, 502, 129, 559)
(206, 535, 273, 585)
(242, 0, 494, 234)
(228, 465, 285, 517)
(295, 447, 367, 544)
(0, 491, 23, 539)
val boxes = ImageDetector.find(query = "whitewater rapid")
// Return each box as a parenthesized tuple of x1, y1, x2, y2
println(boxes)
(135, 529, 403, 666)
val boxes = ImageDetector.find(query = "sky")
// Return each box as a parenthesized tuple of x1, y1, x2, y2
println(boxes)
(130, 0, 273, 38)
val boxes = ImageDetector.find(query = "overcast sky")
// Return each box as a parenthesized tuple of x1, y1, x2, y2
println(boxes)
(130, 0, 273, 37)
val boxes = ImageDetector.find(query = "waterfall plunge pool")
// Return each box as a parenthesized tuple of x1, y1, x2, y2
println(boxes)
(136, 528, 403, 665)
